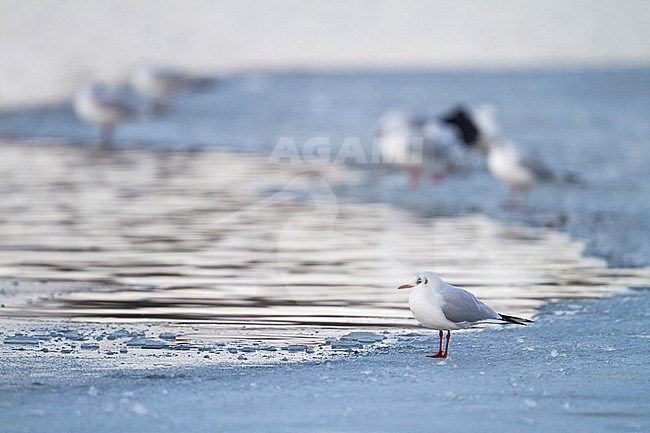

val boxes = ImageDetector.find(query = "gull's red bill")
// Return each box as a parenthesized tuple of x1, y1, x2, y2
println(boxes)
(398, 284, 413, 290)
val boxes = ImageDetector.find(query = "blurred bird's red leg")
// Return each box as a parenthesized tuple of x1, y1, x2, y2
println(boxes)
(100, 124, 114, 150)
(508, 187, 516, 209)
(509, 187, 521, 209)
(509, 187, 531, 209)
(428, 330, 445, 358)
(522, 188, 530, 207)
(408, 166, 421, 190)
(432, 169, 446, 183)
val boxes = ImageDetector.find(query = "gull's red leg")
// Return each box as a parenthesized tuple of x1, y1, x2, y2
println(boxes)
(427, 330, 445, 358)
(408, 166, 421, 190)
(100, 124, 114, 150)
(442, 330, 451, 358)
(432, 169, 446, 184)
(508, 187, 518, 209)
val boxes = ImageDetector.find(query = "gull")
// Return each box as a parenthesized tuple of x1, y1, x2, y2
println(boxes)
(376, 105, 500, 189)
(375, 110, 465, 189)
(73, 82, 150, 148)
(131, 63, 216, 112)
(486, 139, 581, 207)
(398, 271, 533, 358)
(440, 104, 500, 148)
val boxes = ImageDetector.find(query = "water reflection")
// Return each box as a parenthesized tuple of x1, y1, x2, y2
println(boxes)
(0, 143, 648, 335)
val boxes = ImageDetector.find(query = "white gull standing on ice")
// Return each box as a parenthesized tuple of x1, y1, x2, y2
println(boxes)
(399, 271, 533, 358)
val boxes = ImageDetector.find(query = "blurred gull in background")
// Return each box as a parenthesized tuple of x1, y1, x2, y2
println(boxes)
(376, 104, 499, 189)
(486, 139, 582, 208)
(130, 63, 217, 112)
(376, 109, 462, 189)
(441, 104, 500, 148)
(73, 82, 151, 148)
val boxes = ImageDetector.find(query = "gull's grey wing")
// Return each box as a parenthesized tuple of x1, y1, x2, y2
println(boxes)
(521, 148, 584, 184)
(98, 86, 148, 117)
(421, 122, 461, 159)
(151, 66, 191, 88)
(519, 149, 555, 180)
(153, 67, 186, 81)
(439, 284, 499, 324)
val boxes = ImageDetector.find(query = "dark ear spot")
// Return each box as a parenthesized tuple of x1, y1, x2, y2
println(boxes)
(424, 278, 428, 284)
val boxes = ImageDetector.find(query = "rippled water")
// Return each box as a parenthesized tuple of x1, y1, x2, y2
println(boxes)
(1, 143, 648, 339)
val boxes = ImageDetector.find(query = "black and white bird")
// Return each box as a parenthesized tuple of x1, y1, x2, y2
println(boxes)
(376, 105, 498, 189)
(439, 104, 499, 148)
(398, 271, 533, 359)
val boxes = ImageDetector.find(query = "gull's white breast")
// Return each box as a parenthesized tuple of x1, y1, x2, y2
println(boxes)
(408, 287, 461, 330)
(487, 144, 535, 188)
(378, 126, 420, 166)
(73, 89, 119, 126)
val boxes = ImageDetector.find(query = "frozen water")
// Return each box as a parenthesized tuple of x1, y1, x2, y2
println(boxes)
(3, 334, 42, 345)
(158, 333, 177, 341)
(339, 332, 385, 344)
(0, 291, 648, 432)
(80, 343, 100, 350)
(285, 345, 309, 352)
(124, 337, 168, 350)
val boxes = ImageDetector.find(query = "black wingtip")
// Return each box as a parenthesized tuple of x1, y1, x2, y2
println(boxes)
(499, 314, 534, 326)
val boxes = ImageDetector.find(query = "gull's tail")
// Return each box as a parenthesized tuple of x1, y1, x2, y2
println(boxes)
(499, 314, 534, 326)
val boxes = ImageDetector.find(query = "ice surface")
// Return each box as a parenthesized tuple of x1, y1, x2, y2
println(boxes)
(3, 334, 42, 345)
(284, 345, 309, 352)
(80, 343, 100, 350)
(124, 338, 168, 350)
(339, 332, 385, 343)
(158, 333, 177, 341)
(0, 291, 648, 432)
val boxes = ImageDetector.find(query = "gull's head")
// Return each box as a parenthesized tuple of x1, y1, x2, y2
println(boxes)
(398, 271, 444, 290)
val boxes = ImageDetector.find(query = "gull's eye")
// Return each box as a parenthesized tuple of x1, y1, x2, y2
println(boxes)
(416, 277, 422, 285)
